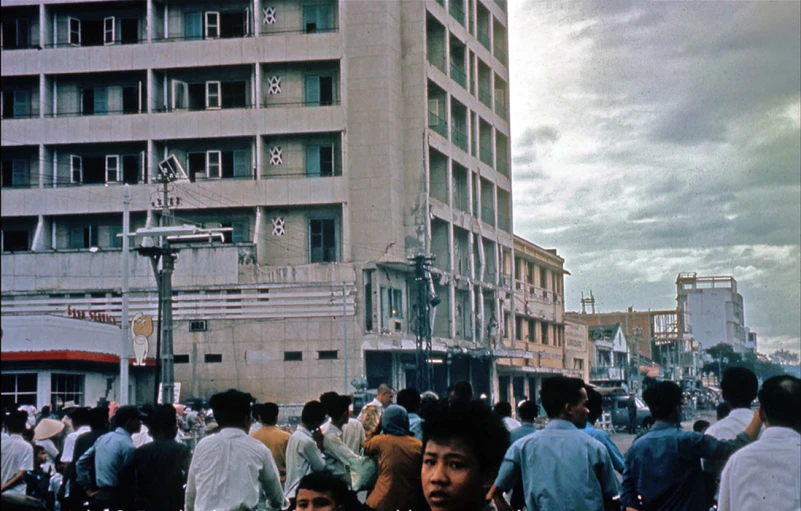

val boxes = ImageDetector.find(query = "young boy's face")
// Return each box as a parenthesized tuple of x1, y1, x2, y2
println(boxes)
(422, 437, 487, 511)
(295, 488, 342, 511)
(36, 450, 47, 464)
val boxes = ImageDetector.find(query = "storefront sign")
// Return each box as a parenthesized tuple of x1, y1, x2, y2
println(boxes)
(66, 305, 117, 325)
(565, 323, 586, 350)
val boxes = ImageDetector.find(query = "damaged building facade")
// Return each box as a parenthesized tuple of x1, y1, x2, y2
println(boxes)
(1, 0, 545, 406)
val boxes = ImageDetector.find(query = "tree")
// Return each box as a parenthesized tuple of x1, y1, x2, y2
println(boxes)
(770, 349, 800, 366)
(703, 343, 743, 383)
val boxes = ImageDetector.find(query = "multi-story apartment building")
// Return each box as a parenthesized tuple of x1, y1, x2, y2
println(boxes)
(493, 235, 577, 407)
(676, 273, 747, 352)
(1, 0, 522, 408)
(564, 316, 589, 383)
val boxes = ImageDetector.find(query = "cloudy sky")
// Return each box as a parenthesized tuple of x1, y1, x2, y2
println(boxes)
(507, 1, 801, 355)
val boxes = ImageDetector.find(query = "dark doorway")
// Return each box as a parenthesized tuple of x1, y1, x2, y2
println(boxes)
(81, 20, 104, 46)
(82, 156, 105, 184)
(122, 154, 138, 184)
(120, 18, 138, 44)
(365, 351, 393, 390)
(122, 86, 139, 114)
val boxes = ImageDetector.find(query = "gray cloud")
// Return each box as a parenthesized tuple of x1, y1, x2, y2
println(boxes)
(509, 1, 801, 353)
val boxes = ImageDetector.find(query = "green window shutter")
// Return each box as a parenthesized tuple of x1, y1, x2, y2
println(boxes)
(69, 227, 84, 249)
(305, 75, 320, 106)
(185, 12, 202, 40)
(317, 4, 332, 32)
(233, 150, 249, 178)
(94, 87, 108, 115)
(232, 221, 247, 243)
(302, 5, 317, 32)
(13, 91, 30, 118)
(12, 160, 28, 186)
(305, 144, 321, 176)
(109, 225, 122, 248)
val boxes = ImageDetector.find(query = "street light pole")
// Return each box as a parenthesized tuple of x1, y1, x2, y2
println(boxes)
(119, 184, 131, 404)
(161, 251, 175, 404)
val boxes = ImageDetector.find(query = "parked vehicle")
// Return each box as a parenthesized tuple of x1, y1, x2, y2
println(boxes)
(599, 388, 650, 431)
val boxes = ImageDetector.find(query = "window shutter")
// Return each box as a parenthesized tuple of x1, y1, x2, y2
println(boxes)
(302, 6, 317, 32)
(207, 151, 221, 178)
(71, 155, 82, 183)
(13, 91, 30, 118)
(94, 87, 108, 115)
(185, 12, 202, 40)
(12, 160, 28, 187)
(317, 4, 332, 32)
(105, 155, 120, 182)
(305, 144, 321, 176)
(69, 227, 83, 249)
(69, 18, 81, 46)
(107, 86, 122, 114)
(380, 287, 390, 330)
(232, 150, 248, 178)
(103, 17, 115, 45)
(109, 225, 122, 248)
(232, 221, 247, 243)
(205, 12, 220, 38)
(305, 75, 320, 106)
(206, 81, 221, 109)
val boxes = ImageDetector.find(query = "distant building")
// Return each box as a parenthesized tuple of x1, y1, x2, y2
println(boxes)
(587, 323, 628, 387)
(676, 273, 748, 352)
(564, 317, 589, 383)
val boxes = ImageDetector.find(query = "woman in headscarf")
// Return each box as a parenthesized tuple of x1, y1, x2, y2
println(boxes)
(362, 404, 424, 511)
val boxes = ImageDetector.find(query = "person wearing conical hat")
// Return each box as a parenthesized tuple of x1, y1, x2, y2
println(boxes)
(33, 419, 64, 467)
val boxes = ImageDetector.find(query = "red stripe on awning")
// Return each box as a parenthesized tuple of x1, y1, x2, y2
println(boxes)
(1, 350, 156, 366)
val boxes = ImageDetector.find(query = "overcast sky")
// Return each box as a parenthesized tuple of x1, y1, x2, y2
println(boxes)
(507, 1, 801, 355)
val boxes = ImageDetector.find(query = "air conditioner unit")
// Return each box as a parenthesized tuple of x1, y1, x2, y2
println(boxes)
(391, 319, 403, 333)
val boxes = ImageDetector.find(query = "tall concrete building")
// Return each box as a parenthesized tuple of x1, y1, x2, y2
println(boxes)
(1, 0, 527, 407)
(676, 273, 748, 353)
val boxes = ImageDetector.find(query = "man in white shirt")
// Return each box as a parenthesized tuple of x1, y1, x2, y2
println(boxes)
(702, 366, 759, 503)
(1, 411, 34, 495)
(185, 389, 288, 511)
(718, 375, 801, 511)
(321, 392, 365, 455)
(284, 400, 327, 503)
(494, 401, 522, 431)
(321, 395, 361, 486)
(60, 407, 91, 467)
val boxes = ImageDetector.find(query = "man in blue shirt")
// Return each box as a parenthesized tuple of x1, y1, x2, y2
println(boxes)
(621, 380, 762, 511)
(397, 387, 424, 440)
(488, 376, 619, 511)
(76, 405, 143, 511)
(509, 400, 538, 443)
(582, 387, 625, 474)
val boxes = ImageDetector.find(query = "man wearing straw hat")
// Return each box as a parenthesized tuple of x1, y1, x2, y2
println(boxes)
(33, 419, 64, 467)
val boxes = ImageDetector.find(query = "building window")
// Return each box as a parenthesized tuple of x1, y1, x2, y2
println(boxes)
(1, 373, 37, 411)
(174, 354, 190, 364)
(51, 374, 84, 407)
(204, 354, 222, 363)
(309, 219, 337, 263)
(304, 74, 335, 106)
(71, 155, 83, 183)
(206, 81, 221, 109)
(2, 18, 31, 49)
(515, 316, 523, 341)
(81, 87, 107, 116)
(284, 351, 302, 361)
(380, 287, 404, 331)
(305, 142, 338, 177)
(302, 4, 333, 33)
(541, 322, 549, 345)
(318, 350, 338, 360)
(574, 359, 584, 370)
(1, 91, 31, 119)
(528, 319, 535, 343)
(2, 230, 29, 252)
(364, 271, 374, 332)
(69, 226, 98, 249)
(189, 320, 208, 332)
(105, 155, 120, 183)
(1, 159, 30, 188)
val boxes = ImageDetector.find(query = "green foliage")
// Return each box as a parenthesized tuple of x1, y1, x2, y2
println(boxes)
(703, 343, 787, 381)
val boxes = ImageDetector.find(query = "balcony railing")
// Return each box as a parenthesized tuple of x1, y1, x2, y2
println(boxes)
(450, 62, 467, 88)
(452, 126, 468, 152)
(479, 89, 492, 108)
(449, 1, 465, 25)
(428, 111, 448, 138)
(477, 28, 491, 50)
(495, 100, 508, 120)
(480, 145, 493, 166)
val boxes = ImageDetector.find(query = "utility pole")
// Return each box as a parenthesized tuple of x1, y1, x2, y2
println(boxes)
(343, 283, 348, 395)
(119, 184, 131, 404)
(409, 254, 439, 391)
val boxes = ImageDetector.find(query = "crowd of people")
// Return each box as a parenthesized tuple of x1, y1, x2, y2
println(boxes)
(2, 370, 799, 511)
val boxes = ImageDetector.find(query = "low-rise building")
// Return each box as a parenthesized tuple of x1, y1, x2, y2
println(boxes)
(588, 323, 629, 388)
(564, 317, 589, 382)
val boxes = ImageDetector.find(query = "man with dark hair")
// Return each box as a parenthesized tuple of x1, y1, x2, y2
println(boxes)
(60, 408, 91, 470)
(702, 366, 759, 483)
(76, 405, 143, 510)
(493, 402, 521, 431)
(581, 388, 625, 474)
(450, 380, 473, 403)
(185, 389, 287, 511)
(693, 420, 710, 434)
(284, 401, 327, 505)
(321, 392, 365, 455)
(509, 400, 538, 443)
(252, 402, 291, 485)
(397, 388, 423, 440)
(621, 380, 762, 511)
(718, 375, 800, 510)
(422, 400, 509, 511)
(134, 404, 191, 511)
(60, 407, 108, 510)
(489, 376, 618, 511)
(716, 401, 732, 420)
(320, 395, 360, 487)
(296, 471, 351, 511)
(1, 411, 34, 495)
(249, 403, 265, 435)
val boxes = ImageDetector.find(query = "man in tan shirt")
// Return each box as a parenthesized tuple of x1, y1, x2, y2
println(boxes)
(358, 383, 394, 442)
(251, 402, 291, 484)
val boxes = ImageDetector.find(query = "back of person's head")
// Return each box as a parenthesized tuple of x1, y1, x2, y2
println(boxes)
(88, 406, 108, 431)
(585, 387, 604, 423)
(319, 391, 339, 417)
(716, 401, 732, 421)
(301, 400, 327, 429)
(539, 376, 586, 419)
(517, 400, 538, 422)
(721, 367, 759, 408)
(423, 400, 509, 478)
(328, 395, 351, 421)
(113, 405, 141, 428)
(452, 380, 473, 402)
(149, 404, 178, 439)
(758, 375, 801, 433)
(643, 415, 654, 429)
(71, 407, 91, 428)
(693, 420, 710, 433)
(396, 388, 422, 414)
(297, 471, 350, 508)
(493, 401, 512, 418)
(261, 403, 280, 425)
(643, 381, 683, 420)
(419, 391, 440, 421)
(6, 410, 28, 433)
(209, 389, 252, 429)
(250, 403, 263, 423)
